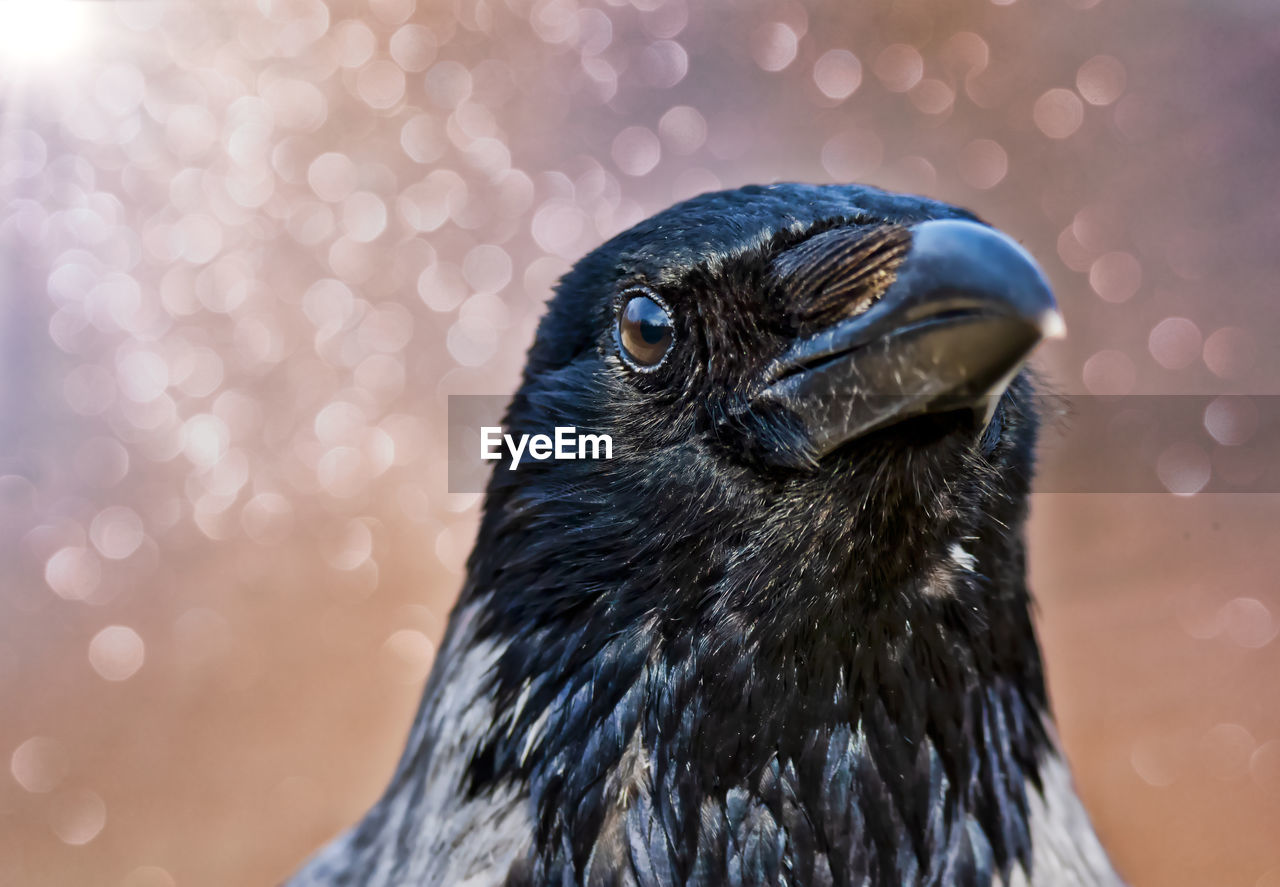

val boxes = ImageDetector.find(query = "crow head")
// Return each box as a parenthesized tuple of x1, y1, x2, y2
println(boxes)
(479, 184, 1059, 626)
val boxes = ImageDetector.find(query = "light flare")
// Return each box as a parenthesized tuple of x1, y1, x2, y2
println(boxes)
(0, 0, 92, 68)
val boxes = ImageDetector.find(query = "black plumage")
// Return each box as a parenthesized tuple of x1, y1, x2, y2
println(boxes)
(291, 183, 1122, 887)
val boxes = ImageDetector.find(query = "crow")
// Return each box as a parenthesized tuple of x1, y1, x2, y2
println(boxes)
(290, 183, 1123, 887)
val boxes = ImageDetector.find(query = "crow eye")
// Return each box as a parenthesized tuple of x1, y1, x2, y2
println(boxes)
(617, 293, 674, 369)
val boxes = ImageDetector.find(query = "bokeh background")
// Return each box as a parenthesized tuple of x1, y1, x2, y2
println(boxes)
(2, 0, 1278, 884)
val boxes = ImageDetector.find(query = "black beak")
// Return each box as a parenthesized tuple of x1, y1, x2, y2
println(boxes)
(752, 219, 1062, 464)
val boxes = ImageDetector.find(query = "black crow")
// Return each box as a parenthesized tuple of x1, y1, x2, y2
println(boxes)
(291, 183, 1123, 886)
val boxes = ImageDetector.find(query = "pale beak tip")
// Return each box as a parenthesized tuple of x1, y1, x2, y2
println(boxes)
(1039, 309, 1067, 341)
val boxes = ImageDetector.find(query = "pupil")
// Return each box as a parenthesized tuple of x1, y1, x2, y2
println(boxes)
(640, 320, 666, 344)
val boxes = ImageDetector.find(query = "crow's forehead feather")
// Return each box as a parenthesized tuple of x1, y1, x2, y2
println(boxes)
(611, 183, 974, 283)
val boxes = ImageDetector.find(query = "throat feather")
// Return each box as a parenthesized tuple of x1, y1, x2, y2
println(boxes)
(473, 594, 1051, 887)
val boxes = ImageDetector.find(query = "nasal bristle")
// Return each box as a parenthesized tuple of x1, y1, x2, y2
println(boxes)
(772, 224, 913, 330)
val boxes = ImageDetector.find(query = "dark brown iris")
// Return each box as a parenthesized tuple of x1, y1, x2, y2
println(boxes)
(617, 294, 674, 368)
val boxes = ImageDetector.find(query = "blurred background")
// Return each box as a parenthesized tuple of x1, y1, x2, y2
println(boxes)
(1, 0, 1278, 884)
